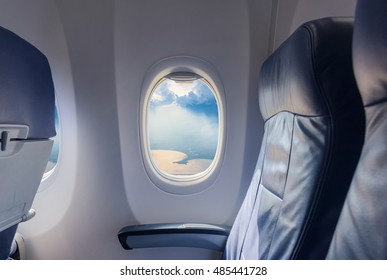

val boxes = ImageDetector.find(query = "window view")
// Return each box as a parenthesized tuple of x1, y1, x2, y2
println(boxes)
(44, 108, 60, 175)
(148, 75, 220, 177)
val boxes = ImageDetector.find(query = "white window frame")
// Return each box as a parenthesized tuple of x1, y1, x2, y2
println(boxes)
(40, 104, 61, 190)
(140, 56, 226, 194)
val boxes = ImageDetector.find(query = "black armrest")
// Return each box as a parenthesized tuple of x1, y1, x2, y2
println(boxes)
(118, 223, 231, 251)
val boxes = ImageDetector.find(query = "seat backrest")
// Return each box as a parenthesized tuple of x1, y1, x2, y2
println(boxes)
(327, 0, 387, 260)
(224, 18, 365, 260)
(0, 26, 56, 259)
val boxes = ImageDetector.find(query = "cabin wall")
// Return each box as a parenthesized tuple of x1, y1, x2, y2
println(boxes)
(273, 0, 356, 50)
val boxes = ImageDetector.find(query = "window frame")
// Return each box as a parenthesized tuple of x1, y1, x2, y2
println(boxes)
(40, 104, 61, 190)
(140, 56, 226, 194)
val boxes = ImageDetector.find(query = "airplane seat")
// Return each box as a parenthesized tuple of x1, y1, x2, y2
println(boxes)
(0, 26, 56, 260)
(224, 17, 365, 259)
(327, 0, 387, 259)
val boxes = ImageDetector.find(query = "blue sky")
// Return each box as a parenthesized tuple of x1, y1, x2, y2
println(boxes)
(148, 79, 219, 160)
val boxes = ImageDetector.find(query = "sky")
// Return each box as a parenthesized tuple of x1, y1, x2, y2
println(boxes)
(148, 78, 219, 164)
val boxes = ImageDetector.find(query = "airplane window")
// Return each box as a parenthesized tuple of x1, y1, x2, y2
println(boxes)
(147, 74, 220, 180)
(42, 107, 60, 178)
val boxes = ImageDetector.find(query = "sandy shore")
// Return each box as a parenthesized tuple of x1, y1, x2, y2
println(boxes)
(151, 150, 212, 175)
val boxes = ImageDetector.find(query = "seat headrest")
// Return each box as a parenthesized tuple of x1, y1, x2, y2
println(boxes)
(353, 0, 387, 107)
(0, 26, 55, 139)
(259, 18, 356, 121)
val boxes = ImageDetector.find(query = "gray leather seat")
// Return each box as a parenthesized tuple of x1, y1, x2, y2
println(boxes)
(0, 26, 56, 259)
(327, 0, 387, 260)
(224, 18, 365, 259)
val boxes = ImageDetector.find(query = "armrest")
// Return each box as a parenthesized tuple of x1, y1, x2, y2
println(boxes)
(118, 223, 231, 251)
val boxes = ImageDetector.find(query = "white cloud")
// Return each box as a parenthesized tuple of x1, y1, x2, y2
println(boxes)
(148, 104, 219, 156)
(166, 80, 199, 97)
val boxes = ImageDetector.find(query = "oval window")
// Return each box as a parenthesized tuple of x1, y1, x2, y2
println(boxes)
(147, 73, 220, 180)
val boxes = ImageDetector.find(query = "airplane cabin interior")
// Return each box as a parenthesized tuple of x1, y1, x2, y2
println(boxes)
(0, 0, 386, 262)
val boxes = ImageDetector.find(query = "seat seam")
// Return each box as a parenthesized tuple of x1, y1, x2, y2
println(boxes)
(266, 114, 295, 258)
(238, 122, 269, 260)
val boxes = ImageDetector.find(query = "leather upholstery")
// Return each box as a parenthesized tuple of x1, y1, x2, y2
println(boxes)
(224, 18, 365, 259)
(327, 0, 387, 259)
(0, 26, 55, 259)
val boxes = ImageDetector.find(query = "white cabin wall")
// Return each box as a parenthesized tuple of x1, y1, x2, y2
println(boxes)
(42, 0, 135, 259)
(114, 0, 269, 259)
(115, 0, 267, 223)
(273, 0, 357, 50)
